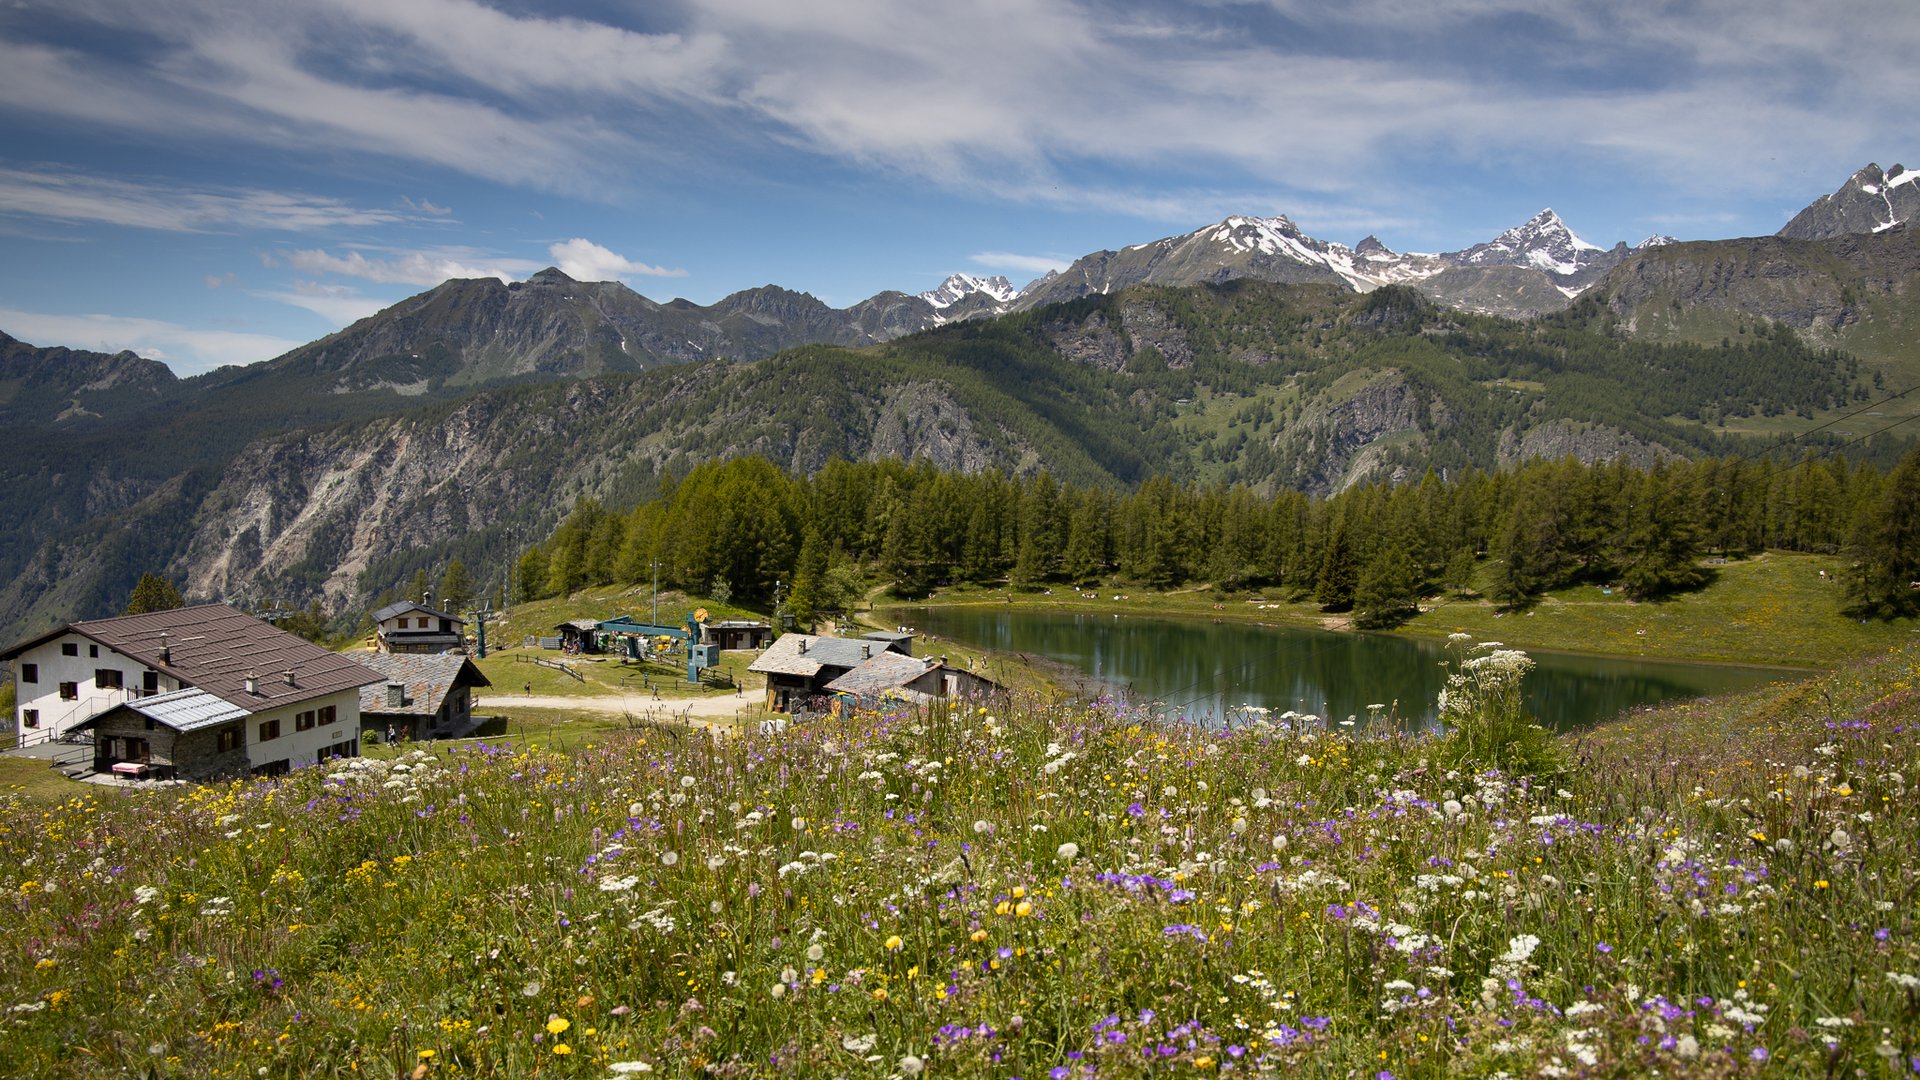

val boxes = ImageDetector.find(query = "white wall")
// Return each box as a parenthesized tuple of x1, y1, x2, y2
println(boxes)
(10, 634, 182, 743)
(242, 688, 363, 771)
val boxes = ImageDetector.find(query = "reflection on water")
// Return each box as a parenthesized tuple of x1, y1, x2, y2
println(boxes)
(902, 608, 1789, 730)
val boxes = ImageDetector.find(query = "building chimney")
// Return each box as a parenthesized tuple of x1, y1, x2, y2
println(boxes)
(386, 681, 404, 708)
(798, 639, 808, 654)
(283, 669, 297, 687)
(244, 673, 258, 695)
(158, 631, 171, 665)
(862, 644, 871, 658)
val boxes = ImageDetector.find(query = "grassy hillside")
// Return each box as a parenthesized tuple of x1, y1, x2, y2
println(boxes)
(2, 636, 1915, 1077)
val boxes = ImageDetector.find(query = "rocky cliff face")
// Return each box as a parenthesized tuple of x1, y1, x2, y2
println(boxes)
(1594, 226, 1920, 349)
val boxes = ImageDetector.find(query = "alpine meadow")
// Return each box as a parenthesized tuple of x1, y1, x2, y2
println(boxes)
(4, 5, 1920, 1075)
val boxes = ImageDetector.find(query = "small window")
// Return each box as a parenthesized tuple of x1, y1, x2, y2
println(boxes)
(319, 705, 337, 725)
(217, 727, 240, 753)
(58, 682, 78, 701)
(19, 663, 36, 683)
(295, 710, 315, 732)
(61, 642, 78, 657)
(258, 719, 281, 742)
(22, 710, 38, 729)
(95, 669, 123, 690)
(89, 644, 98, 658)
(143, 671, 159, 694)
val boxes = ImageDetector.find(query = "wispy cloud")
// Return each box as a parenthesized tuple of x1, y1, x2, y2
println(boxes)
(1, 0, 1913, 227)
(256, 282, 390, 326)
(0, 167, 413, 232)
(279, 247, 537, 286)
(548, 238, 686, 282)
(0, 307, 302, 375)
(969, 251, 1072, 275)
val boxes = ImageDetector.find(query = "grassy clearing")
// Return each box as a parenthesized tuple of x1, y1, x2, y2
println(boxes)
(884, 551, 1917, 668)
(0, 755, 85, 801)
(470, 646, 756, 702)
(1, 635, 1915, 1077)
(1411, 550, 1917, 666)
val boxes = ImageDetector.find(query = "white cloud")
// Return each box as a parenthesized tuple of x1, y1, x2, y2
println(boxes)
(0, 167, 414, 232)
(548, 238, 686, 282)
(1, 0, 1915, 228)
(280, 247, 537, 286)
(969, 251, 1072, 275)
(257, 282, 390, 326)
(0, 307, 303, 375)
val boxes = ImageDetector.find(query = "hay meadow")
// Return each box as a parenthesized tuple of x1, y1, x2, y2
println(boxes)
(2, 639, 1917, 1078)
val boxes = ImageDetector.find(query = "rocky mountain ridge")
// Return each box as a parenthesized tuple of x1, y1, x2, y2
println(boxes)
(1779, 163, 1920, 240)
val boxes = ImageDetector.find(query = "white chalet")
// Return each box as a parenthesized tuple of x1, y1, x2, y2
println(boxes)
(1, 604, 383, 781)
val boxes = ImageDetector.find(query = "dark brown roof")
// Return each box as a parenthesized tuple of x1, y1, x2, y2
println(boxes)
(3, 603, 383, 711)
(356, 653, 492, 717)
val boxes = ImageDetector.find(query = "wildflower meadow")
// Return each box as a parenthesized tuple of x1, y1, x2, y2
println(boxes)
(2, 639, 1916, 1078)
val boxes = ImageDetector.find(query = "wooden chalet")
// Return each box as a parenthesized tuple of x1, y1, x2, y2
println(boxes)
(372, 601, 465, 654)
(703, 620, 773, 650)
(747, 633, 912, 713)
(824, 651, 1002, 711)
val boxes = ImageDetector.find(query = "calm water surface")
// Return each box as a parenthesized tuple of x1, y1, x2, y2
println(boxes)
(902, 607, 1792, 729)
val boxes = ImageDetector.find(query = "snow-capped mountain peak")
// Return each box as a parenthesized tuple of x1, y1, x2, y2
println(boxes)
(1458, 208, 1609, 275)
(919, 273, 1017, 309)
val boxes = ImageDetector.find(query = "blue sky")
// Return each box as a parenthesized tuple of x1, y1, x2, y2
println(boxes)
(0, 0, 1912, 375)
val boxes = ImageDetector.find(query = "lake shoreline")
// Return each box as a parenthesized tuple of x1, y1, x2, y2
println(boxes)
(877, 597, 1830, 675)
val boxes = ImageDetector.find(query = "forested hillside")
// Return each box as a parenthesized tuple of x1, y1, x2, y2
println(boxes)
(518, 447, 1920, 628)
(0, 280, 1906, 639)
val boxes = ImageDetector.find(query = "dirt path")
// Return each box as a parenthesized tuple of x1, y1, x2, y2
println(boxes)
(483, 692, 758, 724)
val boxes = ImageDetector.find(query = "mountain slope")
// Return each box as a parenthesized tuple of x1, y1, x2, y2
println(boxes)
(152, 281, 1865, 620)
(0, 332, 182, 428)
(1780, 163, 1920, 240)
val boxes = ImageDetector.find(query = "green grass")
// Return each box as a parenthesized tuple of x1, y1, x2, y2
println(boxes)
(1410, 551, 1916, 666)
(0, 756, 86, 801)
(0, 637, 1915, 1077)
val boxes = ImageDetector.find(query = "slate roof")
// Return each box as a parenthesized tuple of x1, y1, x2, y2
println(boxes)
(356, 653, 493, 717)
(824, 652, 937, 695)
(861, 631, 915, 644)
(372, 601, 460, 624)
(75, 688, 247, 734)
(1, 603, 384, 712)
(747, 634, 886, 677)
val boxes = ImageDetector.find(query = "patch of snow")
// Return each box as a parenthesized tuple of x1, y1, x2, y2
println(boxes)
(1885, 167, 1918, 189)
(919, 273, 1017, 309)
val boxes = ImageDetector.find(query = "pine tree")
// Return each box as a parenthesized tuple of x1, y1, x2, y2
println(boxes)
(1353, 544, 1420, 628)
(787, 529, 828, 620)
(438, 560, 472, 609)
(1315, 522, 1357, 612)
(409, 568, 431, 605)
(1844, 447, 1920, 618)
(125, 572, 185, 615)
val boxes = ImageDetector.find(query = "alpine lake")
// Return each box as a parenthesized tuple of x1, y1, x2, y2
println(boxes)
(898, 606, 1796, 730)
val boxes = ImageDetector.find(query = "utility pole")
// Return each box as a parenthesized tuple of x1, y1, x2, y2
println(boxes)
(651, 559, 660, 627)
